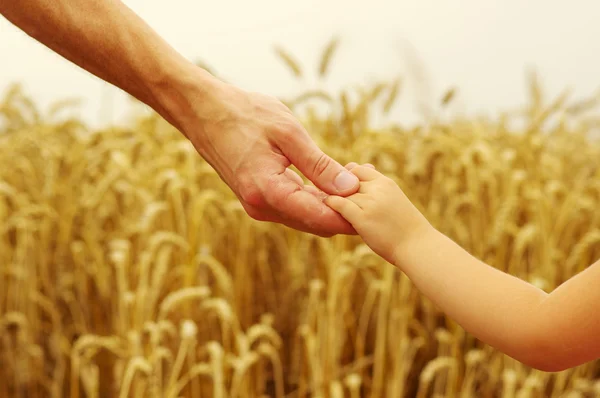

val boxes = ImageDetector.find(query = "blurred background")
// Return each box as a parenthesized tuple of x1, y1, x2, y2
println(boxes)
(3, 2, 600, 397)
(1, 0, 599, 128)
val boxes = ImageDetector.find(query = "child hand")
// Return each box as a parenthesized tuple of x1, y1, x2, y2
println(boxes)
(324, 163, 432, 264)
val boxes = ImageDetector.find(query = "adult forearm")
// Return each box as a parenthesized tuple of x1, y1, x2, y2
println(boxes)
(394, 228, 549, 367)
(0, 0, 215, 131)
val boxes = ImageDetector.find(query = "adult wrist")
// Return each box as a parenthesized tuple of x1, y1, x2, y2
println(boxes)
(149, 60, 226, 137)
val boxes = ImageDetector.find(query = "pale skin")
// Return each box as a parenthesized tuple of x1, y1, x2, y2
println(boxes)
(0, 0, 361, 237)
(325, 163, 600, 372)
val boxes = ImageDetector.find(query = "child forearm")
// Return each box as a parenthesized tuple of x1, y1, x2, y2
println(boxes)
(393, 227, 550, 368)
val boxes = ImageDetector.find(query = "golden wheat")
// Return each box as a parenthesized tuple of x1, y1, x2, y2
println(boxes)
(1, 41, 600, 397)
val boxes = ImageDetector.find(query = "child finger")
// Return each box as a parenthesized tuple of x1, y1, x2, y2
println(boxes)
(345, 193, 370, 207)
(324, 195, 362, 222)
(346, 162, 375, 170)
(350, 165, 381, 182)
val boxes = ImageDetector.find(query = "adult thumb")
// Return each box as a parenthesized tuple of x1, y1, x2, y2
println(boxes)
(278, 130, 359, 195)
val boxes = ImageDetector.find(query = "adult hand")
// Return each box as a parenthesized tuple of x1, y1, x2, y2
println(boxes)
(176, 76, 361, 237)
(0, 0, 361, 236)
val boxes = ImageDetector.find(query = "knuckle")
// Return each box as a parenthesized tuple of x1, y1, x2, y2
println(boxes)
(270, 116, 302, 138)
(281, 124, 304, 142)
(362, 198, 376, 213)
(311, 152, 333, 178)
(386, 178, 400, 191)
(276, 99, 294, 113)
(378, 176, 395, 189)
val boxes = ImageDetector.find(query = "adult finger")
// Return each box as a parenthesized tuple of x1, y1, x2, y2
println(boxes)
(303, 184, 327, 201)
(261, 171, 357, 236)
(277, 128, 359, 196)
(284, 167, 304, 186)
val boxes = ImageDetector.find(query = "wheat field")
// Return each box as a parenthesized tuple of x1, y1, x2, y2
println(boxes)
(1, 44, 600, 397)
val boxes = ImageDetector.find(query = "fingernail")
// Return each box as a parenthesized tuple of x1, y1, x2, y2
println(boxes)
(334, 170, 358, 191)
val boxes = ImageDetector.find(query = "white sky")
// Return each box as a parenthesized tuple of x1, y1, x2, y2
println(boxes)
(1, 0, 599, 128)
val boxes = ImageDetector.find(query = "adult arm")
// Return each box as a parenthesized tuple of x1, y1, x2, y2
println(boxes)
(0, 0, 360, 236)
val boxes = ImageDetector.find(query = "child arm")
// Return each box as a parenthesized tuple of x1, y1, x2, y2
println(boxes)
(325, 164, 600, 372)
(396, 228, 600, 372)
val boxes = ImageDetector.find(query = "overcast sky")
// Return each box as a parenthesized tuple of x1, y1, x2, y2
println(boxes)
(1, 0, 598, 127)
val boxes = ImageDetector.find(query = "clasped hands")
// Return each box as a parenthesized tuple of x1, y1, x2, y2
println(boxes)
(179, 76, 431, 258)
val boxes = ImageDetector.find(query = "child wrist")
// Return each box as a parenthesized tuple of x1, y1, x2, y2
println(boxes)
(391, 222, 437, 266)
